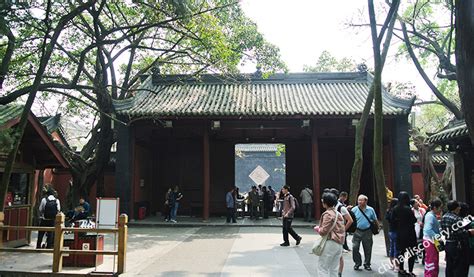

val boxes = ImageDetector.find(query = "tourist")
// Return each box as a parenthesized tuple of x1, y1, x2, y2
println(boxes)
(299, 185, 313, 222)
(164, 187, 173, 222)
(170, 185, 183, 223)
(351, 194, 377, 271)
(262, 186, 272, 219)
(423, 198, 442, 277)
(36, 187, 60, 249)
(338, 191, 351, 251)
(314, 192, 345, 276)
(331, 188, 353, 276)
(280, 185, 302, 247)
(226, 186, 237, 223)
(247, 186, 259, 219)
(415, 195, 429, 210)
(441, 200, 474, 277)
(385, 197, 399, 272)
(411, 198, 426, 262)
(392, 191, 417, 276)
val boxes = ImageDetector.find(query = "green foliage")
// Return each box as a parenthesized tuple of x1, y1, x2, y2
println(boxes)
(275, 144, 285, 157)
(1, 0, 287, 120)
(303, 50, 356, 72)
(0, 128, 19, 153)
(415, 79, 459, 135)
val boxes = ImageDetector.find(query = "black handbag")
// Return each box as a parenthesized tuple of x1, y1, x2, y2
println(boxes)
(360, 208, 379, 235)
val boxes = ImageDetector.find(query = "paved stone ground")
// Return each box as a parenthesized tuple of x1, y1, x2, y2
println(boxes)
(2, 217, 474, 276)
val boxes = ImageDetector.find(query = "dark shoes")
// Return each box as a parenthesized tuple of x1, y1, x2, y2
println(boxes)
(296, 237, 302, 245)
(364, 265, 372, 271)
(280, 242, 290, 247)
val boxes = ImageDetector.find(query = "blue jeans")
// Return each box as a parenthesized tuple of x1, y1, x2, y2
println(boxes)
(388, 231, 398, 258)
(171, 202, 179, 220)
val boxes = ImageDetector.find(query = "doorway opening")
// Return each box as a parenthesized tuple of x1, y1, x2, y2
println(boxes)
(234, 143, 286, 218)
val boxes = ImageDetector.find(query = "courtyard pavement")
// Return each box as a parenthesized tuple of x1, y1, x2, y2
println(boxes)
(1, 216, 474, 276)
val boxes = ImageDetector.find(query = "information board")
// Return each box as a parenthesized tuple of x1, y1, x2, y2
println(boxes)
(96, 197, 119, 229)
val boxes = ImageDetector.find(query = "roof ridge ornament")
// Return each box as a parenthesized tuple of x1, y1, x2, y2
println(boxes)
(357, 63, 368, 73)
(253, 65, 263, 78)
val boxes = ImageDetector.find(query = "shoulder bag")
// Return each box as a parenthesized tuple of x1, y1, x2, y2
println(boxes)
(312, 210, 339, 256)
(360, 208, 379, 235)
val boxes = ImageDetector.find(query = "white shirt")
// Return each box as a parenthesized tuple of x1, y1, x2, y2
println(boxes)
(38, 195, 61, 219)
(335, 201, 349, 217)
(300, 188, 313, 204)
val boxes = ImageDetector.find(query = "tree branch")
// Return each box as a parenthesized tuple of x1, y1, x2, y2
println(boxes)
(401, 21, 463, 119)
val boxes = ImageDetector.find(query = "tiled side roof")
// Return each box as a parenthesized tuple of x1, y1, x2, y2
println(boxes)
(114, 72, 414, 118)
(235, 144, 279, 152)
(410, 152, 449, 165)
(0, 105, 23, 127)
(427, 121, 469, 144)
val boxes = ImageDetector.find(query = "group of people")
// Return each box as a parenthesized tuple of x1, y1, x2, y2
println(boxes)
(225, 185, 276, 223)
(36, 185, 90, 249)
(163, 185, 183, 223)
(387, 194, 474, 277)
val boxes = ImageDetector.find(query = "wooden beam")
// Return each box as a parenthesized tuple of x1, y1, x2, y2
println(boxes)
(311, 122, 321, 219)
(203, 125, 210, 221)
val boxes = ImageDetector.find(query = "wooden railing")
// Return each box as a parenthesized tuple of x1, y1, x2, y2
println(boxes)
(0, 211, 128, 274)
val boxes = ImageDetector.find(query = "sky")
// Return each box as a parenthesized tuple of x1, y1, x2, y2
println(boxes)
(240, 0, 436, 100)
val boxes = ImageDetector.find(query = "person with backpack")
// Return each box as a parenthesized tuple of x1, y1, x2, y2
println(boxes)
(36, 188, 60, 249)
(329, 189, 353, 277)
(280, 185, 302, 246)
(299, 185, 313, 222)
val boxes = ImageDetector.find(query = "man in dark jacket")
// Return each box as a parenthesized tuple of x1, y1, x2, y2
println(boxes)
(441, 200, 474, 277)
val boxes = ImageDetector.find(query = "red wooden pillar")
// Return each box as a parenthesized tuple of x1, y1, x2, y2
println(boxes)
(203, 125, 210, 221)
(311, 122, 321, 219)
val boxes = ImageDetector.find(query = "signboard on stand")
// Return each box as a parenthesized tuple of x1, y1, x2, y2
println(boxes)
(96, 197, 120, 229)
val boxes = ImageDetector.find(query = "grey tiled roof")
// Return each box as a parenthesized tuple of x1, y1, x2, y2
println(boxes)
(114, 72, 413, 118)
(0, 105, 23, 126)
(427, 121, 469, 144)
(235, 144, 279, 152)
(410, 152, 449, 165)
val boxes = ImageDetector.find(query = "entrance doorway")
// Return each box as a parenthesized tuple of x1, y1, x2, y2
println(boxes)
(234, 144, 285, 218)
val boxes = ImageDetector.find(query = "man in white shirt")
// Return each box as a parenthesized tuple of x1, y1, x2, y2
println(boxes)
(299, 185, 313, 222)
(333, 189, 354, 277)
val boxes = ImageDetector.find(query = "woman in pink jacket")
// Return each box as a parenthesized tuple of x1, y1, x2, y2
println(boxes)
(314, 192, 345, 276)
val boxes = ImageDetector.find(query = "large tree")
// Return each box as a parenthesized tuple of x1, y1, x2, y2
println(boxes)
(455, 0, 474, 145)
(0, 0, 286, 209)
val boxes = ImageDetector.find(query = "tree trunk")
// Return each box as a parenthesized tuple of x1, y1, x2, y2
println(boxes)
(455, 0, 474, 145)
(349, 0, 399, 206)
(368, 0, 393, 256)
(349, 88, 374, 205)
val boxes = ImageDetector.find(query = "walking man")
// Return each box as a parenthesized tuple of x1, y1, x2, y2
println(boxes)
(280, 185, 302, 246)
(226, 186, 237, 223)
(299, 185, 313, 222)
(351, 194, 377, 271)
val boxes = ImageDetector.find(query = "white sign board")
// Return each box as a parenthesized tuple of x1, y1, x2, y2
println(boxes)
(249, 165, 270, 185)
(96, 198, 119, 229)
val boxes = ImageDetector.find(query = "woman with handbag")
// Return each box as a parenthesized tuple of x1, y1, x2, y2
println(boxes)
(314, 192, 345, 277)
